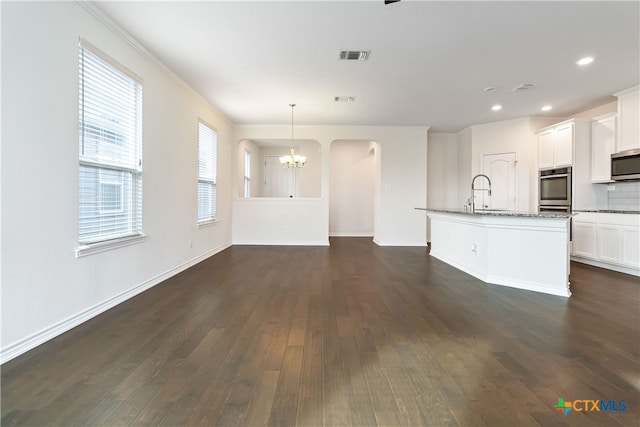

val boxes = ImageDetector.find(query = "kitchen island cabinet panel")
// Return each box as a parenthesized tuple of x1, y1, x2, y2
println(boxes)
(421, 209, 572, 297)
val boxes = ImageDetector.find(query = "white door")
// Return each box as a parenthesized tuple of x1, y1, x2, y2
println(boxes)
(482, 152, 517, 211)
(264, 155, 294, 197)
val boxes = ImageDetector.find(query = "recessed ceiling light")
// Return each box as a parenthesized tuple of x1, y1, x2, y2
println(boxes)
(491, 105, 502, 111)
(541, 105, 553, 112)
(576, 56, 594, 66)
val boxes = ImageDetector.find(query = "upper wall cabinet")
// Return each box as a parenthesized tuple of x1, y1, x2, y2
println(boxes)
(613, 86, 640, 153)
(537, 120, 576, 169)
(591, 113, 617, 183)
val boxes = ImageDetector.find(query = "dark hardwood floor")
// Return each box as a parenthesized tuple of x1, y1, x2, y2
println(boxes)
(2, 238, 639, 426)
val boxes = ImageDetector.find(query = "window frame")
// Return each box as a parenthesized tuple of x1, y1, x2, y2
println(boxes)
(197, 120, 218, 226)
(76, 39, 145, 257)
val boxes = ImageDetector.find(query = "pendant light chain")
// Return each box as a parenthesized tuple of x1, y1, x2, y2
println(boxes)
(279, 103, 306, 168)
(290, 103, 295, 147)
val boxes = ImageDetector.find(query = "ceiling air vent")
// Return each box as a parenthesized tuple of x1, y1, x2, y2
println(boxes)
(338, 50, 370, 61)
(334, 96, 356, 102)
(511, 83, 538, 92)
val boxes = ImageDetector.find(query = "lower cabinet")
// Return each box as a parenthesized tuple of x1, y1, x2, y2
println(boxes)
(572, 212, 640, 272)
(572, 221, 597, 259)
(621, 226, 640, 267)
(597, 224, 623, 264)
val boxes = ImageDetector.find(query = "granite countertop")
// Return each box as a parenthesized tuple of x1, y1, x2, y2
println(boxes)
(573, 209, 640, 215)
(415, 207, 573, 218)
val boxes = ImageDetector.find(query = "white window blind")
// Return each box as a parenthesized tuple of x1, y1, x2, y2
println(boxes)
(244, 150, 251, 198)
(198, 122, 217, 223)
(78, 41, 143, 244)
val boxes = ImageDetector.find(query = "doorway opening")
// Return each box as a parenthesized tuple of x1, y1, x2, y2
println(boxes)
(329, 140, 376, 236)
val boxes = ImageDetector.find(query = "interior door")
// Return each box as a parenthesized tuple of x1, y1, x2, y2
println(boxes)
(264, 155, 294, 197)
(482, 152, 517, 211)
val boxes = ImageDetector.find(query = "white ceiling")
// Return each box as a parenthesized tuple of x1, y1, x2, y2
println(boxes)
(94, 1, 639, 132)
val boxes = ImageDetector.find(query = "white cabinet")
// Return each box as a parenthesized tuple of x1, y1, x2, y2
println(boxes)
(573, 212, 640, 274)
(572, 219, 597, 259)
(597, 224, 622, 264)
(621, 226, 640, 267)
(540, 118, 601, 210)
(554, 123, 574, 167)
(538, 121, 575, 168)
(613, 86, 640, 152)
(597, 222, 640, 268)
(591, 113, 616, 183)
(538, 130, 555, 169)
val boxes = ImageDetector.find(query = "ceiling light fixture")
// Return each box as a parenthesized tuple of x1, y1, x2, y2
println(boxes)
(279, 103, 306, 168)
(541, 105, 553, 111)
(576, 56, 594, 66)
(491, 105, 502, 111)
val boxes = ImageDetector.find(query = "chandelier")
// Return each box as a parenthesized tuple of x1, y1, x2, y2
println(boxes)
(279, 103, 306, 168)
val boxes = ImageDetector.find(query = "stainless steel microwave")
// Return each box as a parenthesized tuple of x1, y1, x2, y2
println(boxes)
(611, 149, 640, 181)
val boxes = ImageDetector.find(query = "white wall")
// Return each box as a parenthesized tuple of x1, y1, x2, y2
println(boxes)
(457, 127, 473, 208)
(570, 101, 617, 120)
(427, 133, 459, 209)
(426, 133, 458, 241)
(451, 117, 562, 213)
(469, 118, 539, 212)
(232, 125, 428, 247)
(237, 139, 261, 197)
(329, 140, 375, 237)
(1, 2, 233, 362)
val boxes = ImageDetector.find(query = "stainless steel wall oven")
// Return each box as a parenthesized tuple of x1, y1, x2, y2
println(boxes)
(539, 167, 572, 210)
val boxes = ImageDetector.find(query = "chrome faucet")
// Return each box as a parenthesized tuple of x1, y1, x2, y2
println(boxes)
(471, 174, 492, 212)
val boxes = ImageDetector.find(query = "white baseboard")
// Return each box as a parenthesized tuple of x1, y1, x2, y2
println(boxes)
(373, 241, 428, 247)
(571, 256, 640, 277)
(232, 240, 330, 246)
(0, 242, 232, 365)
(485, 273, 571, 297)
(328, 232, 373, 237)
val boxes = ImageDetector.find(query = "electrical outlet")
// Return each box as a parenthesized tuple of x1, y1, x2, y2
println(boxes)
(188, 239, 193, 248)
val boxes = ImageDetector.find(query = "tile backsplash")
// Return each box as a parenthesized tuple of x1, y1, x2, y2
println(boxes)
(608, 181, 640, 211)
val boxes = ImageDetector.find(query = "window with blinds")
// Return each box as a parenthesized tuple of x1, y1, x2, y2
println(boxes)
(198, 122, 217, 223)
(78, 41, 143, 245)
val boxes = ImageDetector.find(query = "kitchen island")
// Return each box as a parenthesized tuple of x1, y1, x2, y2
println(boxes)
(417, 208, 573, 297)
